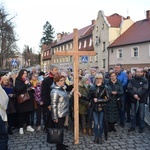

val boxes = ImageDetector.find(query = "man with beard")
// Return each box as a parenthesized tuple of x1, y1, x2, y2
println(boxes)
(127, 68, 148, 133)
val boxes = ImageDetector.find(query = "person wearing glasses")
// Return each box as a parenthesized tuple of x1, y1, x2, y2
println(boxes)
(89, 73, 109, 144)
(50, 73, 74, 150)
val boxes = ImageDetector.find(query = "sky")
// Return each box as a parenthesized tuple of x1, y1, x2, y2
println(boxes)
(1, 0, 149, 53)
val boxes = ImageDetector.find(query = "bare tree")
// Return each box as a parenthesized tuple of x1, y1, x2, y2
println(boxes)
(0, 4, 18, 69)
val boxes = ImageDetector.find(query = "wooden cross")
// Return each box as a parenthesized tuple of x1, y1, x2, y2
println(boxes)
(55, 29, 96, 144)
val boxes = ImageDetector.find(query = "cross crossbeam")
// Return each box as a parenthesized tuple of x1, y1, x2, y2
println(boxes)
(55, 29, 96, 144)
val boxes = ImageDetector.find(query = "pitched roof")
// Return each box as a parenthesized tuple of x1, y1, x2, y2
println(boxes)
(106, 13, 126, 27)
(53, 25, 93, 46)
(109, 19, 150, 48)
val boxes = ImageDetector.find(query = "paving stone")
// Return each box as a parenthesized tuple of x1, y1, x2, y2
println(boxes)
(8, 118, 150, 150)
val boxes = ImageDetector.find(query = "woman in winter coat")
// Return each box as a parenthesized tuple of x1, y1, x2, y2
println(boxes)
(50, 73, 74, 150)
(89, 73, 109, 144)
(1, 75, 16, 135)
(106, 71, 124, 132)
(14, 69, 34, 135)
(79, 76, 92, 136)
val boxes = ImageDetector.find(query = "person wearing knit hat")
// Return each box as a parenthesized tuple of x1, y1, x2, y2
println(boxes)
(79, 76, 93, 136)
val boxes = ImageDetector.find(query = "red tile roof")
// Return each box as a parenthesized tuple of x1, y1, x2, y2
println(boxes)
(54, 25, 93, 46)
(106, 13, 126, 27)
(109, 19, 150, 48)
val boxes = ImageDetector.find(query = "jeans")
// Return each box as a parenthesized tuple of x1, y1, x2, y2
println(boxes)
(131, 102, 145, 129)
(93, 111, 104, 138)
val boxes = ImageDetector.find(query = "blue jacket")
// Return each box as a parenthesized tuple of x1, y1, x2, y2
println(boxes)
(117, 71, 128, 89)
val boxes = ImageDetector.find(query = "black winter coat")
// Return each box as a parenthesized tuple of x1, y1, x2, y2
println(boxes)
(0, 116, 8, 150)
(127, 76, 148, 103)
(89, 83, 109, 112)
(106, 79, 124, 123)
(41, 75, 54, 107)
(14, 78, 34, 113)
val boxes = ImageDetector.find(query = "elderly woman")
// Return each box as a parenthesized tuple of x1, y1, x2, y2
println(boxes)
(1, 75, 16, 135)
(89, 73, 109, 144)
(14, 69, 34, 134)
(106, 71, 124, 132)
(50, 73, 74, 150)
(79, 76, 92, 136)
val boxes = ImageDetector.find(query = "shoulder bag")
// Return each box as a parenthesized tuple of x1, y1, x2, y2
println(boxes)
(47, 125, 63, 144)
(17, 92, 30, 104)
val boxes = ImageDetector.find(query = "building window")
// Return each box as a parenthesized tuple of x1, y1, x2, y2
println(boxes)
(131, 46, 139, 57)
(66, 57, 68, 62)
(103, 59, 105, 68)
(117, 49, 123, 58)
(84, 40, 86, 48)
(54, 59, 56, 63)
(94, 53, 98, 62)
(59, 46, 61, 51)
(102, 24, 104, 29)
(70, 56, 73, 62)
(57, 58, 59, 63)
(79, 42, 81, 49)
(95, 36, 100, 45)
(102, 42, 106, 52)
(65, 44, 68, 50)
(63, 45, 65, 51)
(70, 43, 72, 49)
(96, 26, 98, 32)
(89, 38, 92, 46)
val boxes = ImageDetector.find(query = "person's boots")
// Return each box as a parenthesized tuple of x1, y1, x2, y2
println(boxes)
(111, 124, 117, 132)
(99, 137, 102, 144)
(108, 123, 112, 132)
(82, 128, 86, 135)
(88, 128, 92, 136)
(94, 137, 99, 144)
(8, 127, 13, 135)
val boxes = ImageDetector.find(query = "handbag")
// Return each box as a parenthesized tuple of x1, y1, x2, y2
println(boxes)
(117, 98, 122, 111)
(17, 92, 30, 104)
(47, 128, 63, 144)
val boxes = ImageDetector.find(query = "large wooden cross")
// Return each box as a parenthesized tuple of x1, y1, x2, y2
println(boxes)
(55, 29, 96, 144)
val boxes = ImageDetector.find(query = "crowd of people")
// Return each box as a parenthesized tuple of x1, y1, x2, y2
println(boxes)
(0, 64, 150, 150)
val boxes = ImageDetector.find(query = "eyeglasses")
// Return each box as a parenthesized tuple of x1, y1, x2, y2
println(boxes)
(96, 78, 103, 79)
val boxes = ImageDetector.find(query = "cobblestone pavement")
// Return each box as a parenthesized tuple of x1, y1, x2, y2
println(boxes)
(8, 119, 150, 150)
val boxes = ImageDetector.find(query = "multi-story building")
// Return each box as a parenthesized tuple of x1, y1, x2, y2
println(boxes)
(41, 11, 135, 73)
(108, 10, 150, 72)
(93, 10, 134, 71)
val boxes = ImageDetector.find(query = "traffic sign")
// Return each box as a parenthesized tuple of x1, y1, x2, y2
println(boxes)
(81, 56, 88, 63)
(12, 59, 18, 66)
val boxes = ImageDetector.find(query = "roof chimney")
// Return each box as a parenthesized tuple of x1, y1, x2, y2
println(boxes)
(91, 19, 96, 25)
(146, 10, 150, 19)
(57, 33, 62, 42)
(126, 16, 130, 19)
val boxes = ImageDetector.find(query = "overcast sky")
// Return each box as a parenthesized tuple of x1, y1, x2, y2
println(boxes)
(1, 0, 149, 53)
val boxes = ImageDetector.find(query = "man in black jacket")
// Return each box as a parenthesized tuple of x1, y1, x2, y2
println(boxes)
(127, 68, 148, 133)
(41, 64, 58, 129)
